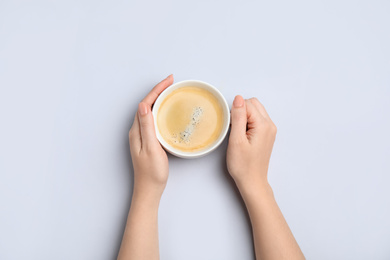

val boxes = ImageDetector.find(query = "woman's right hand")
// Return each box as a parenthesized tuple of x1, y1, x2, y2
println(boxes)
(227, 95, 305, 260)
(226, 95, 277, 192)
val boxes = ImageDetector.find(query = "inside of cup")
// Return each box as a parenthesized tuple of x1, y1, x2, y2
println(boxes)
(152, 80, 230, 158)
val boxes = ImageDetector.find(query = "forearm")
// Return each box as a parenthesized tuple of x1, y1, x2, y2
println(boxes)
(238, 181, 304, 260)
(117, 190, 162, 260)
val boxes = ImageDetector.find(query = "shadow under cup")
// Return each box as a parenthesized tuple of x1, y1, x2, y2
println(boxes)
(152, 80, 230, 159)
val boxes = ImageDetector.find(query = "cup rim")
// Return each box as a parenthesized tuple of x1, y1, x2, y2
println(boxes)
(152, 79, 230, 159)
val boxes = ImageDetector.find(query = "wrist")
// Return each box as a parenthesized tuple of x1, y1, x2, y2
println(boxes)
(131, 188, 162, 211)
(236, 178, 274, 203)
(133, 175, 166, 196)
(132, 183, 165, 206)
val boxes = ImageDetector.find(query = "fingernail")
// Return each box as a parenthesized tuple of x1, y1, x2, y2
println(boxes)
(233, 95, 244, 108)
(138, 102, 148, 116)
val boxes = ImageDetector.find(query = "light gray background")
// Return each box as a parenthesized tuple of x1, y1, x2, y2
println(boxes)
(1, 0, 389, 259)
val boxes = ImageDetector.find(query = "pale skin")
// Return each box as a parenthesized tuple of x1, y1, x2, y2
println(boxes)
(117, 75, 305, 260)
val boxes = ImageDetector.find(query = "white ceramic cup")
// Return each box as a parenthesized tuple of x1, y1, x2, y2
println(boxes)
(152, 80, 230, 159)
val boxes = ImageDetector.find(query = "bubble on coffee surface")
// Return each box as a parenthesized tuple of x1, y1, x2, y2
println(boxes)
(172, 106, 203, 144)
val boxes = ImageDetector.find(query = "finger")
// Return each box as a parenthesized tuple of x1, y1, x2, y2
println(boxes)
(245, 99, 264, 131)
(249, 97, 271, 120)
(230, 95, 248, 142)
(129, 111, 141, 154)
(142, 74, 174, 107)
(138, 102, 159, 151)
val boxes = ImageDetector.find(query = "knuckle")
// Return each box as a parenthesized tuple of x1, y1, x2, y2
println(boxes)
(250, 97, 260, 105)
(266, 121, 277, 134)
(272, 123, 277, 133)
(269, 120, 276, 129)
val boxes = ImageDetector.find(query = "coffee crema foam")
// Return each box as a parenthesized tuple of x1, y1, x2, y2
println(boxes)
(157, 86, 224, 152)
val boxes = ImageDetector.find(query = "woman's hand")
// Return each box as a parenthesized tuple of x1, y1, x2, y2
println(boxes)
(129, 75, 173, 198)
(226, 95, 277, 191)
(118, 75, 174, 260)
(226, 95, 305, 260)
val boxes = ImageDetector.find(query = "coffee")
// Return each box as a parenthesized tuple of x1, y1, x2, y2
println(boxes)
(156, 86, 224, 152)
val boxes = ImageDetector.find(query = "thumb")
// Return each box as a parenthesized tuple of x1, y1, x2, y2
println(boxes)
(138, 102, 158, 151)
(230, 95, 248, 142)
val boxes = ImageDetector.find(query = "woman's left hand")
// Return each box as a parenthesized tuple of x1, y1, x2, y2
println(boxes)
(129, 75, 174, 198)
